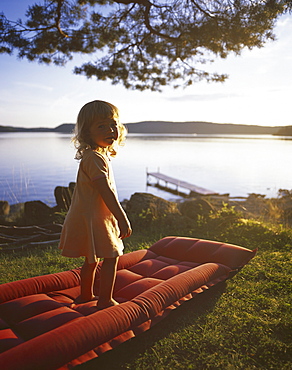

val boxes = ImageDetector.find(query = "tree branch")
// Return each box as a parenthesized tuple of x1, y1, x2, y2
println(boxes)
(0, 0, 285, 91)
(143, 2, 181, 41)
(114, 0, 150, 4)
(189, 0, 216, 18)
(55, 0, 69, 37)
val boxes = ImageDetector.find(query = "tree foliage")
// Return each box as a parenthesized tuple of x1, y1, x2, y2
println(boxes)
(0, 0, 291, 91)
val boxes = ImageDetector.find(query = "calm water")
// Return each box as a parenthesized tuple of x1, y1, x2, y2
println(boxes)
(0, 132, 291, 206)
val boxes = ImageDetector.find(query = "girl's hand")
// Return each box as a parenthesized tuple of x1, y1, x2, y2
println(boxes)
(118, 218, 132, 239)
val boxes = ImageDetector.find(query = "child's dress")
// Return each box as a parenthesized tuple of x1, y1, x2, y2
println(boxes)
(59, 149, 124, 263)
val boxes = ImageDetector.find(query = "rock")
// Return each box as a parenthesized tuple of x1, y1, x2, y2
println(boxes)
(0, 203, 25, 225)
(0, 201, 10, 215)
(54, 182, 76, 211)
(126, 193, 180, 219)
(24, 201, 53, 225)
(10, 203, 25, 217)
(179, 198, 215, 219)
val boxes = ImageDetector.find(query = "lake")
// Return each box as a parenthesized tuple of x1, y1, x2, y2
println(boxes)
(0, 132, 291, 206)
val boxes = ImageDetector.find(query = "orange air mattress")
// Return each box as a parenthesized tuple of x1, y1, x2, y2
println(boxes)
(0, 236, 256, 369)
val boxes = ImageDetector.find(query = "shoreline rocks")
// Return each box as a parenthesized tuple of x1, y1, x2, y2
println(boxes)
(0, 201, 10, 216)
(0, 185, 292, 227)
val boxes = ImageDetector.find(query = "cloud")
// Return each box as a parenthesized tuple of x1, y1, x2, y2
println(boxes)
(13, 81, 54, 92)
(165, 93, 243, 102)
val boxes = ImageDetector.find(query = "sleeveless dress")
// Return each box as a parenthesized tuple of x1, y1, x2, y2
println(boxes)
(59, 149, 124, 263)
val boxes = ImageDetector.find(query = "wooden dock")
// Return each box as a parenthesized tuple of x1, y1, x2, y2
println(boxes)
(147, 172, 217, 197)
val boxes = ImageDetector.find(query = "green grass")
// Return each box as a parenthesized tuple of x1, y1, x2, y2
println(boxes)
(0, 204, 291, 369)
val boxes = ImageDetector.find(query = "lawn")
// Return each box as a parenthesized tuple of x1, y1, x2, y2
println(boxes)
(0, 203, 291, 369)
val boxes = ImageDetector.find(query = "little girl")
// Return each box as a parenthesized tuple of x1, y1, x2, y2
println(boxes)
(59, 100, 132, 309)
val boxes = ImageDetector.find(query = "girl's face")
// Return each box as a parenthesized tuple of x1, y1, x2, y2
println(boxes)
(89, 117, 119, 148)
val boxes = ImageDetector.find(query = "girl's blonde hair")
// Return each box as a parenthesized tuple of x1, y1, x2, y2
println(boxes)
(72, 100, 127, 160)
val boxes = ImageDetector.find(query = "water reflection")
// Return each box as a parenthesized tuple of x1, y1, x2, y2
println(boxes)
(0, 133, 291, 205)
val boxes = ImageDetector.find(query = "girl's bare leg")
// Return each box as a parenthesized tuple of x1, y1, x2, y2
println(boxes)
(97, 257, 119, 309)
(76, 257, 99, 303)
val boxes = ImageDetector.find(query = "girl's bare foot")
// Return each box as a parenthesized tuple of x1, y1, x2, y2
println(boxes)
(97, 299, 119, 310)
(75, 295, 98, 304)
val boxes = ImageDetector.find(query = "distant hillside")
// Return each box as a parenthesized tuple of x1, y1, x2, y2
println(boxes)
(125, 121, 284, 135)
(273, 125, 292, 136)
(0, 125, 55, 133)
(54, 124, 75, 133)
(0, 121, 289, 135)
(0, 124, 74, 133)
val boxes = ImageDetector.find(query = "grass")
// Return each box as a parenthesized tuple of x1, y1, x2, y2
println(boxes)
(0, 204, 291, 369)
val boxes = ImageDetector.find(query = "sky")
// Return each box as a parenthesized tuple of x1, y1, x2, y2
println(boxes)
(0, 1, 292, 129)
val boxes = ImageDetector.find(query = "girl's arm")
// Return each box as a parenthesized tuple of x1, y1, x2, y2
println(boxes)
(95, 177, 132, 239)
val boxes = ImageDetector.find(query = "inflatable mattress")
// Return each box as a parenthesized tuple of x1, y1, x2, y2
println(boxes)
(0, 236, 256, 369)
